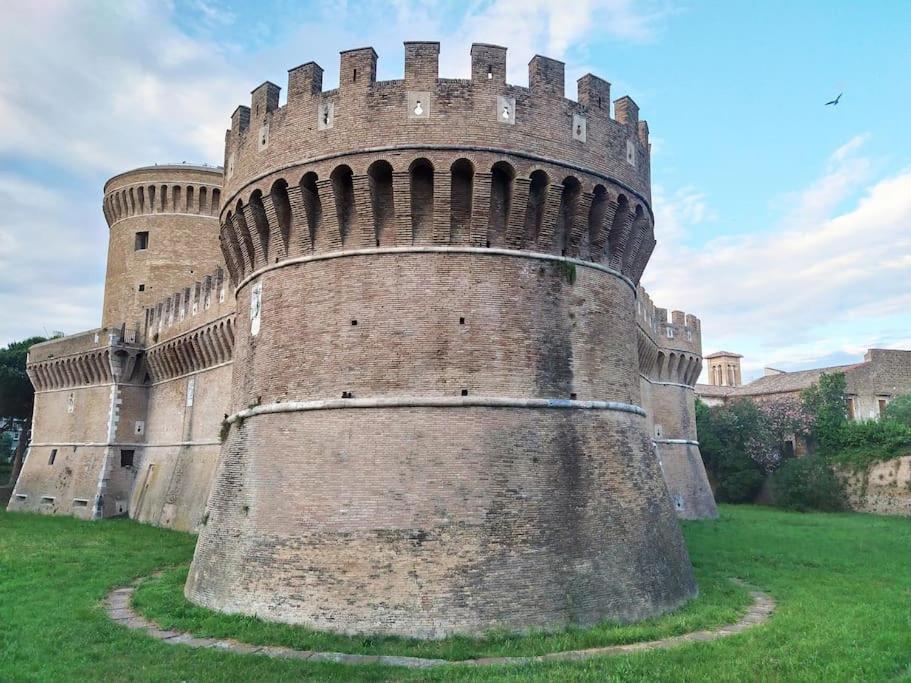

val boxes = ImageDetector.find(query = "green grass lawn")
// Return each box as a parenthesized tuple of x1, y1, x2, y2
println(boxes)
(132, 564, 750, 660)
(1, 506, 909, 681)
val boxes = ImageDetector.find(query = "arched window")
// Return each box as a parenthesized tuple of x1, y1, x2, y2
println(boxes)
(449, 159, 473, 244)
(299, 172, 321, 248)
(409, 158, 434, 243)
(587, 185, 608, 261)
(270, 179, 292, 254)
(556, 176, 581, 256)
(368, 160, 394, 246)
(524, 170, 549, 245)
(488, 161, 514, 247)
(330, 165, 355, 246)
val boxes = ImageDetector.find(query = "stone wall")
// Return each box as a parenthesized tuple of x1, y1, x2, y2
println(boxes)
(841, 455, 911, 516)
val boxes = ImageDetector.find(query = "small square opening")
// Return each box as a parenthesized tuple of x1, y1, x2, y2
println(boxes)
(138, 284, 145, 292)
(120, 449, 135, 468)
(351, 320, 357, 326)
(570, 393, 577, 400)
(461, 389, 468, 396)
(459, 317, 465, 325)
(134, 231, 149, 250)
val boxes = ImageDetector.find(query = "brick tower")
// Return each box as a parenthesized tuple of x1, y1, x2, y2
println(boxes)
(637, 288, 717, 519)
(185, 42, 696, 638)
(101, 165, 224, 331)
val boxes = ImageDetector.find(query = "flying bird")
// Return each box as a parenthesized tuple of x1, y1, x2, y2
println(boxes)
(825, 93, 842, 106)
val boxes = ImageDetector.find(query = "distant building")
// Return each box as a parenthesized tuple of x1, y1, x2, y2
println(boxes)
(695, 349, 911, 421)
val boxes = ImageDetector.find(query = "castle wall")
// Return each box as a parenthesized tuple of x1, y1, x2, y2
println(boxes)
(130, 270, 236, 532)
(130, 362, 231, 531)
(9, 329, 147, 519)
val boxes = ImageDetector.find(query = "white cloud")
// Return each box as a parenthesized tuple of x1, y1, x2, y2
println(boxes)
(644, 136, 911, 377)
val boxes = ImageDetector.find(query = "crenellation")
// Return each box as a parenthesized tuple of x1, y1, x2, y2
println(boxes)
(287, 62, 323, 103)
(251, 81, 280, 120)
(340, 47, 378, 91)
(231, 105, 251, 135)
(528, 54, 565, 99)
(577, 73, 611, 114)
(614, 95, 639, 128)
(404, 41, 439, 88)
(470, 42, 507, 85)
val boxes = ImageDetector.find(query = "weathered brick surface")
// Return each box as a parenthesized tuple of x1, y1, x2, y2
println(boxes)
(188, 244, 696, 636)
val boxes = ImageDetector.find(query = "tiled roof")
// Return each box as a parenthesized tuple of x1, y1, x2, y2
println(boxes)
(733, 362, 863, 396)
(694, 383, 737, 398)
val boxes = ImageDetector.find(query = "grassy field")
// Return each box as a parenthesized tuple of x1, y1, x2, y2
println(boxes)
(132, 564, 750, 660)
(1, 505, 909, 681)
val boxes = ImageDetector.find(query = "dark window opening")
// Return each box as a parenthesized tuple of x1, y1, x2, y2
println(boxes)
(570, 393, 577, 400)
(120, 449, 134, 468)
(351, 320, 357, 326)
(48, 449, 57, 465)
(353, 68, 358, 82)
(134, 231, 149, 250)
(461, 389, 468, 396)
(138, 284, 145, 292)
(459, 317, 465, 325)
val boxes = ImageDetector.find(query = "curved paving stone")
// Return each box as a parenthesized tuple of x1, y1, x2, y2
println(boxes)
(104, 579, 775, 669)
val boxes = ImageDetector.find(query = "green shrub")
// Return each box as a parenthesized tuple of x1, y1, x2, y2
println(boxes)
(801, 372, 848, 455)
(831, 419, 911, 471)
(771, 455, 845, 512)
(882, 394, 911, 428)
(696, 399, 767, 503)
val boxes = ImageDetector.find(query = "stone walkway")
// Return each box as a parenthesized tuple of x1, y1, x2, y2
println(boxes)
(104, 580, 775, 669)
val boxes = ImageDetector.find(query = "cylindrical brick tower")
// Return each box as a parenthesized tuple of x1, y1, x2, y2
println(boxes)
(186, 42, 696, 638)
(101, 165, 224, 331)
(637, 289, 718, 519)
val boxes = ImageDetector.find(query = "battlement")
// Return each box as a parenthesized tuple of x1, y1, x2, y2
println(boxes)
(142, 266, 233, 345)
(26, 327, 144, 392)
(103, 164, 224, 228)
(636, 286, 702, 386)
(222, 42, 652, 208)
(636, 286, 701, 354)
(216, 43, 658, 292)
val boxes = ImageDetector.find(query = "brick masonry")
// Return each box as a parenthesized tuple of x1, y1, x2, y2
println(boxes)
(186, 42, 698, 638)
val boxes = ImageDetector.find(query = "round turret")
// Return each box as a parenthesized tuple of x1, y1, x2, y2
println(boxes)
(186, 42, 695, 638)
(101, 164, 224, 330)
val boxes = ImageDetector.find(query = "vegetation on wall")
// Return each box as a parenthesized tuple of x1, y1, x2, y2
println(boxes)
(700, 371, 911, 511)
(0, 335, 49, 485)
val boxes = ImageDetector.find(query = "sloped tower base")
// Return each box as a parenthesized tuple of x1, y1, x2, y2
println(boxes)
(657, 443, 718, 520)
(187, 408, 695, 638)
(185, 253, 697, 638)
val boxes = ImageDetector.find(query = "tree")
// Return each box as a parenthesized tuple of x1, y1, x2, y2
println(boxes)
(882, 394, 911, 428)
(0, 336, 48, 485)
(696, 399, 766, 503)
(801, 372, 848, 455)
(754, 395, 813, 469)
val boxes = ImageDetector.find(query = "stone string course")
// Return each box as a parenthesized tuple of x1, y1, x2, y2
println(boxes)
(104, 577, 774, 669)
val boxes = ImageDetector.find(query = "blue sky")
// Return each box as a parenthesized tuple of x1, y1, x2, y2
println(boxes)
(1, 0, 909, 381)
